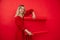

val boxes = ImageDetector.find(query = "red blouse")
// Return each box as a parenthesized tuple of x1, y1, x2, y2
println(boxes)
(15, 9, 34, 31)
(24, 9, 34, 17)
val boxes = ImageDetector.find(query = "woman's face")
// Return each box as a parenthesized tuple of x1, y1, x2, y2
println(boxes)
(19, 6, 25, 14)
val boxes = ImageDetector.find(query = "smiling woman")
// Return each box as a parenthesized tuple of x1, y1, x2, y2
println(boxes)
(14, 5, 36, 40)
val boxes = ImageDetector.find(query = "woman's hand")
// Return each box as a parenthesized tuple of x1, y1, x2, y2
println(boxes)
(24, 29, 33, 35)
(32, 11, 36, 19)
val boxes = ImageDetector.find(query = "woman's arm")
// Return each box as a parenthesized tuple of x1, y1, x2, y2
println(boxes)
(32, 11, 36, 19)
(24, 29, 33, 35)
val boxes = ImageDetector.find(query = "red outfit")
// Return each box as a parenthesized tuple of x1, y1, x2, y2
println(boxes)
(15, 9, 34, 31)
(15, 16, 25, 30)
(24, 9, 34, 17)
(15, 9, 34, 40)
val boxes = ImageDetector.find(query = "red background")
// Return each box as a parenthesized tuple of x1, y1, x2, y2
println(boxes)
(0, 0, 60, 40)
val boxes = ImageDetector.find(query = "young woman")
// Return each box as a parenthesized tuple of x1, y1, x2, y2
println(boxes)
(15, 5, 36, 40)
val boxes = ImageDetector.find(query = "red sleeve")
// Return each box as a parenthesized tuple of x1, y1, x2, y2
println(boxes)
(15, 16, 25, 30)
(24, 9, 34, 17)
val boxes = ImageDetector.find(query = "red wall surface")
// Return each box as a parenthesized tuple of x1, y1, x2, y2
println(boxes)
(0, 0, 60, 40)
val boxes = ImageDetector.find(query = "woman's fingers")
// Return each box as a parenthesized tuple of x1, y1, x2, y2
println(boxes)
(24, 29, 33, 36)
